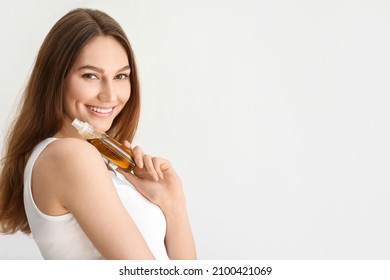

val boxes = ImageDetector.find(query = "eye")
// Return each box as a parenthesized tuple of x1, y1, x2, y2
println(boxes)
(82, 73, 99, 80)
(115, 73, 129, 80)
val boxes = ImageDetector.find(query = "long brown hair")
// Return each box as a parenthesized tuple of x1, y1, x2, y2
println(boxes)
(0, 8, 140, 234)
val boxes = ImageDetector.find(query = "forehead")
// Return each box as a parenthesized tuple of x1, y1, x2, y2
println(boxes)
(74, 36, 129, 69)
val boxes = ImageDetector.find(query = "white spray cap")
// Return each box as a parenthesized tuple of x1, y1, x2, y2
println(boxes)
(71, 118, 94, 138)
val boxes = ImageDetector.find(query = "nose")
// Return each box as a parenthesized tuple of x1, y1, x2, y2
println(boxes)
(98, 79, 117, 102)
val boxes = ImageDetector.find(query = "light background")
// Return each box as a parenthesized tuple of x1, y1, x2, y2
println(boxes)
(1, 0, 390, 259)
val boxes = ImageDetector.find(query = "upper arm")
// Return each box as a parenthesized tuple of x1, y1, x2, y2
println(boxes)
(38, 138, 154, 259)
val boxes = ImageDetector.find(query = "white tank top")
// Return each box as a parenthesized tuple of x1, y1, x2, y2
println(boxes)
(23, 138, 168, 260)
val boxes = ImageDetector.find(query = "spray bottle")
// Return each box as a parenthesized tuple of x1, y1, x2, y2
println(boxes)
(72, 118, 136, 171)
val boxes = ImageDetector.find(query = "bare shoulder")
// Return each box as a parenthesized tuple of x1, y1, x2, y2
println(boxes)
(32, 137, 109, 215)
(33, 137, 110, 198)
(35, 137, 107, 172)
(35, 136, 109, 181)
(40, 137, 100, 161)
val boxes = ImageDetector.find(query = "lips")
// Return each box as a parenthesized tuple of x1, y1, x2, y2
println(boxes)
(87, 105, 114, 114)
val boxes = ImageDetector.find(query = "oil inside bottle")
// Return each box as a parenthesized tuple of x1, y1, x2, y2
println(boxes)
(87, 138, 135, 171)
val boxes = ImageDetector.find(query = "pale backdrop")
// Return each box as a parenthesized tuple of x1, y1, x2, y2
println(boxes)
(1, 0, 390, 259)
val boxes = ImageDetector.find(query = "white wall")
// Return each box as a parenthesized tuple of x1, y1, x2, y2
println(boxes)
(1, 0, 390, 259)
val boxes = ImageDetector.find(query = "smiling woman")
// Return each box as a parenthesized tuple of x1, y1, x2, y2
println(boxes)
(58, 36, 131, 134)
(0, 8, 196, 260)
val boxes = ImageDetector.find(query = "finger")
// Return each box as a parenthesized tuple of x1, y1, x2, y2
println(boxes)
(132, 146, 144, 168)
(152, 157, 164, 180)
(143, 154, 159, 181)
(122, 141, 139, 169)
(123, 140, 132, 149)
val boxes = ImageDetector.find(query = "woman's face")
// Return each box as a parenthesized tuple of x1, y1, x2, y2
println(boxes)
(63, 35, 131, 133)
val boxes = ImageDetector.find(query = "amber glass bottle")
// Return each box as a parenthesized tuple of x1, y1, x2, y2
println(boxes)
(72, 118, 136, 171)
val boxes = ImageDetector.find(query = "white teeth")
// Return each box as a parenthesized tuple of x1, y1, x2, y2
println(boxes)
(89, 106, 113, 114)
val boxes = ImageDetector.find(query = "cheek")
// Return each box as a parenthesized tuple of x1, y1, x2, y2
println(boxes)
(65, 77, 97, 103)
(63, 80, 76, 107)
(118, 83, 131, 103)
(64, 77, 80, 101)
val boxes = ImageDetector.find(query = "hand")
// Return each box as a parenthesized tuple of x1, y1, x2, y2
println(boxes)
(117, 141, 185, 211)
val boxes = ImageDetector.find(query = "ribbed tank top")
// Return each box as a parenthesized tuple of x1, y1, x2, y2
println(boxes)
(23, 138, 168, 259)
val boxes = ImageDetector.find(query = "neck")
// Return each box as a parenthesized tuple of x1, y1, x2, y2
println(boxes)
(54, 117, 85, 140)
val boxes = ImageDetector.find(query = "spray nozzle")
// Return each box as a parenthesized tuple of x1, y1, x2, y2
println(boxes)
(71, 118, 94, 138)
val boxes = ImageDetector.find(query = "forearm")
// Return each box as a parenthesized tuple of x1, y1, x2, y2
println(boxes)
(163, 201, 197, 260)
(119, 155, 196, 259)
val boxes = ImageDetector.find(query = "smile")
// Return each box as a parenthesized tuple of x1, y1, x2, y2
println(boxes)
(87, 106, 114, 114)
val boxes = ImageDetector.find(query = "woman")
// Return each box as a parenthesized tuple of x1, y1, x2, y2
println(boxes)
(0, 8, 196, 260)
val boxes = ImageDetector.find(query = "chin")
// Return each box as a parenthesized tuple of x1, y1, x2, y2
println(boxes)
(83, 118, 112, 132)
(96, 122, 113, 132)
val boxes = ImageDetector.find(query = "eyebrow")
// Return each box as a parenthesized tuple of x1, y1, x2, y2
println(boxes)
(77, 65, 131, 73)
